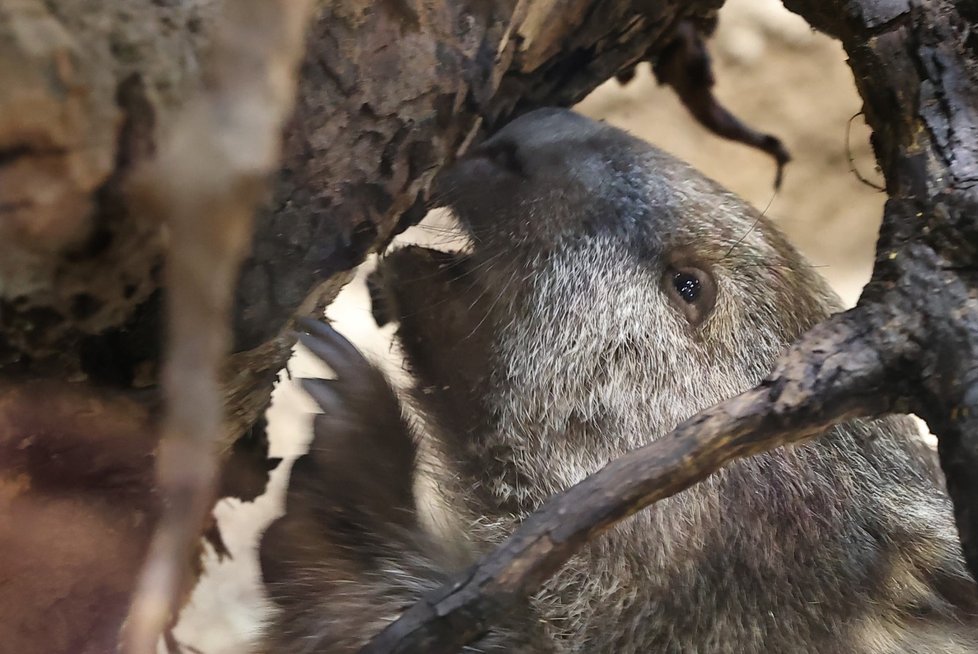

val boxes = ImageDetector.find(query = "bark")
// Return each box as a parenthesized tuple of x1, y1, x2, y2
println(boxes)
(0, 0, 721, 439)
(782, 0, 978, 588)
(362, 0, 978, 650)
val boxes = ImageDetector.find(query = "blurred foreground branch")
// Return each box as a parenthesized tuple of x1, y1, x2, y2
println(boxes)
(121, 2, 315, 652)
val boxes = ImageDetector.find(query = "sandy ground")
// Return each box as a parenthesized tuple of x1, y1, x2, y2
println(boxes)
(173, 1, 888, 650)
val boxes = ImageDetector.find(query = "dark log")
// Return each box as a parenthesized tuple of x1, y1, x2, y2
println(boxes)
(363, 0, 978, 650)
(780, 0, 978, 586)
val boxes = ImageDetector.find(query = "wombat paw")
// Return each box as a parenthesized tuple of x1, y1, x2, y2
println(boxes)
(262, 320, 421, 597)
(291, 318, 418, 528)
(296, 318, 403, 439)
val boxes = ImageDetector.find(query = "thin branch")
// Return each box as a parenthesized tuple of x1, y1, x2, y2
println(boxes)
(120, 1, 316, 652)
(844, 112, 885, 192)
(652, 20, 791, 189)
(361, 306, 916, 653)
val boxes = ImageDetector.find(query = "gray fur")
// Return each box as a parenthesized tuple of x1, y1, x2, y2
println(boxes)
(259, 108, 978, 653)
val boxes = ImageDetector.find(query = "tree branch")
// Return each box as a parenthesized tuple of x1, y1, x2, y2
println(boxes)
(781, 0, 978, 578)
(120, 1, 315, 652)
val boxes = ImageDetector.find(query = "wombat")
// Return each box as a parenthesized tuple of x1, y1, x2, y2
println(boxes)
(258, 108, 978, 653)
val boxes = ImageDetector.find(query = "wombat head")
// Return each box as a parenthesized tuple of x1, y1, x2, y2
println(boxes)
(374, 109, 838, 497)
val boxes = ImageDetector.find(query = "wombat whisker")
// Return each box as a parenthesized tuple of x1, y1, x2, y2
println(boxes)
(367, 253, 507, 326)
(374, 256, 506, 324)
(467, 260, 517, 309)
(722, 188, 779, 260)
(403, 227, 472, 249)
(465, 264, 521, 339)
(729, 261, 826, 271)
(413, 222, 464, 233)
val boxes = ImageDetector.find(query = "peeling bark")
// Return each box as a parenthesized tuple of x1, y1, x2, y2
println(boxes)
(621, 18, 792, 187)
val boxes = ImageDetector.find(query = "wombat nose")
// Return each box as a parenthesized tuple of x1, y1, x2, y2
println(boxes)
(490, 107, 588, 144)
(465, 137, 526, 176)
(466, 108, 589, 175)
(444, 109, 586, 182)
(429, 108, 603, 208)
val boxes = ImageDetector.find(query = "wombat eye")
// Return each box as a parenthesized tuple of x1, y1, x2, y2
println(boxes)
(673, 272, 701, 302)
(663, 265, 716, 326)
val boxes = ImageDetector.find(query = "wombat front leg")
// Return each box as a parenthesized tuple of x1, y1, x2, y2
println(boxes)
(258, 319, 549, 653)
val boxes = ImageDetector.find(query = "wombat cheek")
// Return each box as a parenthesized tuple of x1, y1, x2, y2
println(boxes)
(371, 246, 479, 330)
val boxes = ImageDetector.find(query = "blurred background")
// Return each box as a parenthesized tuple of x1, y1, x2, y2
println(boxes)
(173, 0, 887, 650)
